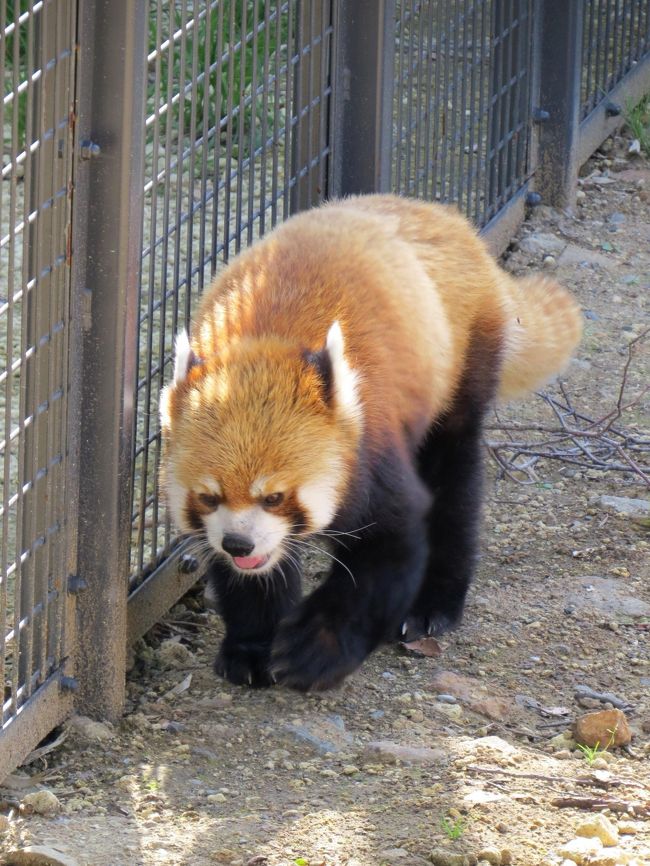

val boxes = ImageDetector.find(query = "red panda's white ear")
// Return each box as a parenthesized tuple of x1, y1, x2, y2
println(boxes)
(325, 321, 362, 427)
(160, 329, 200, 432)
(173, 328, 198, 384)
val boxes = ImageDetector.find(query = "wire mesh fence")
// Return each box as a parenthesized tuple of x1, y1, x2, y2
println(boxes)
(392, 0, 535, 227)
(130, 0, 334, 589)
(581, 0, 650, 120)
(1, 0, 76, 729)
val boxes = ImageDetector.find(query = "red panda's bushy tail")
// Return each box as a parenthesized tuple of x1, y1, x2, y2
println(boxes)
(498, 275, 583, 402)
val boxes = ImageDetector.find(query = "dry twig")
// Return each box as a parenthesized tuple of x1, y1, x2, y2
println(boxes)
(486, 330, 649, 486)
(551, 795, 650, 816)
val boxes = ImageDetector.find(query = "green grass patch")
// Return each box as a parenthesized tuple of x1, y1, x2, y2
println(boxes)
(625, 94, 650, 158)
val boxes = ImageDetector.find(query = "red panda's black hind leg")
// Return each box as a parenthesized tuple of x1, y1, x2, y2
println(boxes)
(400, 416, 485, 642)
(400, 328, 502, 642)
(209, 557, 302, 687)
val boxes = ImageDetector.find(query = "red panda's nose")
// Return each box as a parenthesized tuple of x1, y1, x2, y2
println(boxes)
(222, 532, 255, 557)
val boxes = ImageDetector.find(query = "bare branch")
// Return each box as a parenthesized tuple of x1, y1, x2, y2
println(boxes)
(486, 330, 649, 487)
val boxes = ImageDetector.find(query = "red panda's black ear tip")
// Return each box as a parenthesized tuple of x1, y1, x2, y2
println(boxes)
(302, 347, 334, 404)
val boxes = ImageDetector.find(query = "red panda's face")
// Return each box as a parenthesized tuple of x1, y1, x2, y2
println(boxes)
(159, 326, 362, 574)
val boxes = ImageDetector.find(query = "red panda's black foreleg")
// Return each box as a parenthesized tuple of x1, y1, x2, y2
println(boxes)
(210, 556, 302, 687)
(270, 450, 431, 691)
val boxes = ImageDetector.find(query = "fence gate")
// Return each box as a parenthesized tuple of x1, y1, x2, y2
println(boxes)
(1, 0, 78, 778)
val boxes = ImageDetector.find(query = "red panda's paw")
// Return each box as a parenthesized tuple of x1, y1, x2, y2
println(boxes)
(214, 638, 275, 688)
(396, 611, 461, 643)
(271, 609, 368, 692)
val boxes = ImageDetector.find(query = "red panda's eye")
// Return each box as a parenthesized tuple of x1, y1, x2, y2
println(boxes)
(197, 492, 220, 510)
(263, 492, 284, 508)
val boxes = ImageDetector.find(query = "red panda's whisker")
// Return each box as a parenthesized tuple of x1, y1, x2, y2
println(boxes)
(285, 536, 357, 589)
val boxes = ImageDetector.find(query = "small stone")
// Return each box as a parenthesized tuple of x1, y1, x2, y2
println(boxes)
(363, 741, 448, 765)
(406, 709, 425, 723)
(116, 774, 138, 790)
(599, 495, 650, 523)
(476, 848, 501, 865)
(463, 790, 507, 805)
(573, 709, 632, 749)
(550, 732, 577, 751)
(436, 703, 464, 720)
(155, 639, 195, 669)
(207, 793, 227, 804)
(284, 714, 354, 754)
(576, 189, 586, 202)
(543, 254, 556, 268)
(379, 848, 410, 861)
(429, 671, 511, 721)
(519, 231, 566, 256)
(500, 852, 512, 866)
(617, 822, 638, 835)
(429, 852, 471, 866)
(586, 849, 631, 866)
(554, 749, 573, 760)
(3, 847, 79, 866)
(21, 790, 61, 817)
(341, 764, 360, 775)
(126, 711, 152, 732)
(557, 244, 613, 269)
(590, 757, 610, 770)
(576, 814, 619, 846)
(69, 715, 114, 743)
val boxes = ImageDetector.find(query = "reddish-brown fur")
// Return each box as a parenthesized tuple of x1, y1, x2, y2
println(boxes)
(164, 194, 582, 501)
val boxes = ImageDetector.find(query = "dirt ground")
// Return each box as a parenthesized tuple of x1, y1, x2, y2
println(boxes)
(1, 138, 649, 866)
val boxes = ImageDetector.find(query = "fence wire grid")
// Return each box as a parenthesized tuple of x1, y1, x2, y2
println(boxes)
(392, 0, 535, 226)
(1, 0, 76, 728)
(581, 0, 650, 119)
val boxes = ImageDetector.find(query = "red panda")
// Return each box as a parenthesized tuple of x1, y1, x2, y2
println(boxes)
(160, 194, 582, 690)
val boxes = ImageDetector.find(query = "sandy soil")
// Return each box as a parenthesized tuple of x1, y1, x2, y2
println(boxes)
(1, 138, 649, 866)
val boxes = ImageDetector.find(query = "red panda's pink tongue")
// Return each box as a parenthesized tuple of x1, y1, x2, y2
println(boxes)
(233, 554, 268, 570)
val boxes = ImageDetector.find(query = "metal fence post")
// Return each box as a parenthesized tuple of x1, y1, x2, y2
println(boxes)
(535, 0, 584, 209)
(291, 0, 330, 212)
(69, 0, 147, 719)
(330, 0, 396, 196)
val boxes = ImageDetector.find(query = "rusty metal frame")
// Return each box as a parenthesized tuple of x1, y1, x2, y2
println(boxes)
(69, 0, 148, 720)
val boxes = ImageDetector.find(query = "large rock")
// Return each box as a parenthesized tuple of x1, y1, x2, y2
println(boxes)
(573, 708, 632, 749)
